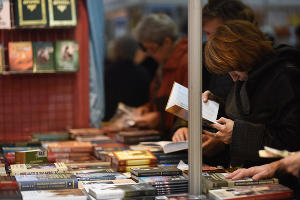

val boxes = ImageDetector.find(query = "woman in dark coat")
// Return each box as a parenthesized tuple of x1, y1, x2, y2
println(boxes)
(203, 20, 300, 168)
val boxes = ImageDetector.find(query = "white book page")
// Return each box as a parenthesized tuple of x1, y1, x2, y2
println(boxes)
(202, 100, 219, 123)
(166, 82, 188, 110)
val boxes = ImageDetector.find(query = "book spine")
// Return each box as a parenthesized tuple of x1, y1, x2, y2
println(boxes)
(18, 178, 78, 191)
(0, 182, 18, 190)
(136, 171, 182, 177)
(233, 179, 278, 186)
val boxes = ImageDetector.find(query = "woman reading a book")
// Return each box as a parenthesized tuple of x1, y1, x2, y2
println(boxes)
(203, 20, 300, 168)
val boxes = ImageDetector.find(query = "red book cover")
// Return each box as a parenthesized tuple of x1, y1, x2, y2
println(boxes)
(0, 176, 18, 190)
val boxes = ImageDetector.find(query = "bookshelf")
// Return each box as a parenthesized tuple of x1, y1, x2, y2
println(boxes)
(0, 0, 89, 141)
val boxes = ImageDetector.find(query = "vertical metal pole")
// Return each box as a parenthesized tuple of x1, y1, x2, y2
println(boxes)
(188, 0, 202, 196)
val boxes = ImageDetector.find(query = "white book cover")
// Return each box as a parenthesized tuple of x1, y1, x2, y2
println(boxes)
(140, 141, 188, 154)
(166, 82, 219, 123)
(0, 0, 11, 29)
(21, 189, 87, 200)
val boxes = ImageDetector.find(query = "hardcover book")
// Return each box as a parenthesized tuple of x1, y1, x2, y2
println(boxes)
(0, 176, 18, 190)
(202, 173, 279, 194)
(0, 0, 11, 29)
(131, 166, 182, 177)
(112, 150, 157, 166)
(33, 42, 55, 72)
(14, 0, 47, 27)
(166, 82, 219, 123)
(48, 0, 77, 27)
(16, 174, 78, 191)
(47, 141, 93, 153)
(15, 149, 48, 164)
(10, 162, 68, 175)
(55, 40, 79, 72)
(132, 175, 188, 185)
(112, 164, 157, 173)
(21, 189, 87, 200)
(89, 183, 156, 200)
(8, 42, 33, 71)
(208, 184, 293, 200)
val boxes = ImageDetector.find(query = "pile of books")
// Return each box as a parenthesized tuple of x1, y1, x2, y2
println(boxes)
(131, 166, 188, 195)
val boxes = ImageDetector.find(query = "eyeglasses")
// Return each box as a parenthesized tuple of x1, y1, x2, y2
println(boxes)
(138, 42, 163, 55)
(138, 42, 147, 52)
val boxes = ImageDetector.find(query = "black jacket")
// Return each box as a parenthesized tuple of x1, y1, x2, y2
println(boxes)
(225, 45, 300, 167)
(104, 60, 151, 121)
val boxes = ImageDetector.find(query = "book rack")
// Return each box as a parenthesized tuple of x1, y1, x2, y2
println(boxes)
(0, 0, 89, 141)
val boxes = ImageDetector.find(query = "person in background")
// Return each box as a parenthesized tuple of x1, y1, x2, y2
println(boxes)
(103, 35, 151, 121)
(172, 0, 258, 166)
(133, 13, 188, 139)
(203, 20, 300, 168)
(295, 25, 300, 50)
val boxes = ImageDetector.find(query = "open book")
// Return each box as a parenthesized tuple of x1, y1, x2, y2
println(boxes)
(165, 82, 219, 123)
(140, 141, 188, 154)
(259, 146, 294, 158)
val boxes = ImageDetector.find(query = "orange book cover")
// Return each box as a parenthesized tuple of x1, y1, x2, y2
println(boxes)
(8, 42, 33, 71)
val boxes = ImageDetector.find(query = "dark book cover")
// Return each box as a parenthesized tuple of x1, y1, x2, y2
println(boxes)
(33, 42, 54, 72)
(16, 174, 77, 191)
(75, 172, 127, 181)
(55, 40, 79, 72)
(131, 166, 182, 177)
(0, 190, 22, 199)
(14, 0, 47, 27)
(48, 0, 77, 27)
(8, 42, 33, 72)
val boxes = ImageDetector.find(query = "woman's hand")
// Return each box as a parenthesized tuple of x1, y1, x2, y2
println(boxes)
(202, 90, 214, 103)
(226, 161, 281, 181)
(134, 105, 150, 116)
(172, 127, 188, 142)
(203, 117, 234, 144)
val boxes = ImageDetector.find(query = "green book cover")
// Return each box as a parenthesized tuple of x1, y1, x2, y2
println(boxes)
(48, 0, 77, 27)
(33, 42, 55, 72)
(0, 44, 4, 72)
(55, 40, 79, 72)
(15, 0, 47, 27)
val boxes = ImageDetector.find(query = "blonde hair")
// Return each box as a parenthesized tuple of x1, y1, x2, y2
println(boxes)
(205, 20, 274, 74)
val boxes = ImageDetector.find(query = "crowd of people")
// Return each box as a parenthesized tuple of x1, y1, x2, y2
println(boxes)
(103, 0, 300, 196)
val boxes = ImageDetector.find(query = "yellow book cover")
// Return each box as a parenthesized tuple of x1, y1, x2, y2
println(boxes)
(112, 150, 157, 166)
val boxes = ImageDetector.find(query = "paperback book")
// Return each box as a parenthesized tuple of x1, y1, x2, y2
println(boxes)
(112, 150, 157, 166)
(131, 166, 182, 177)
(75, 172, 127, 181)
(15, 149, 48, 164)
(140, 141, 188, 154)
(0, 0, 11, 28)
(33, 42, 55, 72)
(165, 82, 219, 123)
(55, 40, 79, 72)
(8, 42, 33, 71)
(0, 176, 18, 190)
(48, 0, 77, 27)
(10, 162, 68, 175)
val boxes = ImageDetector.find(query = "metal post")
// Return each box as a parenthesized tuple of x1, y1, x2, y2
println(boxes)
(188, 0, 202, 196)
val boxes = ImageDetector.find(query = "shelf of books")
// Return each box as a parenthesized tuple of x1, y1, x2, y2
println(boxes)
(0, 0, 89, 141)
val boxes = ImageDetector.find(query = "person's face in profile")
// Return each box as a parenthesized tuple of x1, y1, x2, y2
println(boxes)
(203, 17, 223, 39)
(139, 37, 173, 64)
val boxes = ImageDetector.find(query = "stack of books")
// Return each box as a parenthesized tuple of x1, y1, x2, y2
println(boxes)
(116, 129, 161, 145)
(131, 166, 188, 195)
(111, 150, 157, 172)
(47, 141, 95, 162)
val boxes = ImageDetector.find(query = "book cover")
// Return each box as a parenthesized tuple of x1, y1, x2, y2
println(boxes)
(0, 0, 11, 29)
(153, 151, 187, 161)
(16, 174, 77, 191)
(131, 166, 182, 177)
(112, 164, 157, 173)
(8, 42, 33, 71)
(89, 183, 156, 200)
(68, 168, 114, 175)
(63, 160, 110, 168)
(32, 132, 69, 141)
(69, 128, 105, 138)
(208, 184, 293, 200)
(55, 40, 79, 72)
(165, 82, 219, 123)
(80, 179, 136, 192)
(112, 150, 157, 166)
(0, 190, 22, 200)
(0, 44, 4, 72)
(48, 0, 77, 27)
(10, 162, 68, 175)
(15, 149, 48, 164)
(75, 172, 127, 181)
(132, 175, 188, 185)
(14, 0, 47, 27)
(47, 141, 93, 153)
(2, 146, 42, 153)
(51, 152, 91, 159)
(21, 189, 87, 200)
(33, 42, 55, 72)
(202, 173, 279, 194)
(0, 176, 18, 190)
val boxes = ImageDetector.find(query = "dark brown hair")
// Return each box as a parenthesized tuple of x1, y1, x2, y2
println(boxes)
(203, 0, 258, 26)
(205, 20, 274, 74)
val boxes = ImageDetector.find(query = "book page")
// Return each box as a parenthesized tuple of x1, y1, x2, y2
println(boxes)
(202, 100, 219, 123)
